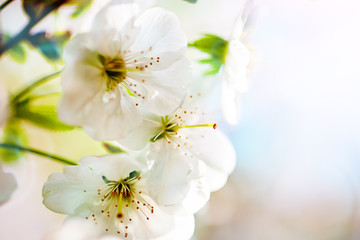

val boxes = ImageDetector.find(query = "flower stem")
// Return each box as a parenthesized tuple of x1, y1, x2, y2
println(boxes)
(0, 143, 77, 165)
(0, 0, 13, 11)
(11, 69, 63, 103)
(0, 1, 64, 56)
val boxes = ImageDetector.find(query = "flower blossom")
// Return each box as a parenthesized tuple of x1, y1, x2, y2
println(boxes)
(117, 97, 236, 195)
(42, 154, 194, 239)
(58, 2, 191, 140)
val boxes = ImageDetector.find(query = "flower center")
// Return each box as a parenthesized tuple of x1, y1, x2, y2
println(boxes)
(98, 54, 127, 92)
(87, 171, 153, 237)
(150, 115, 216, 143)
(101, 171, 142, 212)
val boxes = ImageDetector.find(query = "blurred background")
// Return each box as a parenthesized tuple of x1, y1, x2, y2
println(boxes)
(1, 0, 360, 239)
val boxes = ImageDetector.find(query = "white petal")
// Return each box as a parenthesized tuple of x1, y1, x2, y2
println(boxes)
(42, 160, 102, 216)
(230, 0, 256, 40)
(80, 154, 143, 180)
(153, 215, 195, 240)
(146, 142, 192, 206)
(129, 195, 176, 239)
(82, 90, 143, 140)
(92, 0, 139, 35)
(64, 33, 98, 66)
(131, 8, 187, 57)
(180, 171, 210, 214)
(116, 114, 161, 150)
(129, 57, 191, 116)
(43, 217, 113, 240)
(0, 164, 17, 204)
(221, 76, 242, 125)
(221, 40, 250, 125)
(224, 40, 250, 93)
(185, 129, 236, 192)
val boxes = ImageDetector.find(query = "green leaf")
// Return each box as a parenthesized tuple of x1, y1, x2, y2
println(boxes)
(71, 0, 93, 18)
(16, 104, 74, 131)
(0, 122, 27, 162)
(183, 0, 197, 3)
(9, 44, 27, 63)
(102, 142, 126, 154)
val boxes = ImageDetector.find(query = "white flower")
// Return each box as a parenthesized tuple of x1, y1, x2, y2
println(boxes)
(117, 99, 236, 194)
(42, 154, 194, 239)
(0, 162, 17, 205)
(221, 10, 252, 125)
(58, 2, 191, 140)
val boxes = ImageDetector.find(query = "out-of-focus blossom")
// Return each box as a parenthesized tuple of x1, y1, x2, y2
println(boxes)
(221, 10, 251, 125)
(188, 1, 253, 125)
(58, 2, 191, 141)
(0, 162, 17, 205)
(42, 154, 194, 239)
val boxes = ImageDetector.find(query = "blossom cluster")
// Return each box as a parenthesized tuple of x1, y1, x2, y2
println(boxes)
(0, 0, 252, 239)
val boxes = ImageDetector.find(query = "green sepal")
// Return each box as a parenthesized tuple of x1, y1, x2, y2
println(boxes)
(183, 0, 197, 3)
(126, 170, 140, 181)
(0, 122, 27, 162)
(199, 58, 223, 75)
(15, 104, 74, 131)
(102, 175, 111, 184)
(189, 34, 228, 75)
(102, 142, 126, 154)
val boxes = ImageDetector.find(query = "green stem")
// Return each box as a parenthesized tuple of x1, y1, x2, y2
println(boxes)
(0, 1, 65, 56)
(11, 69, 63, 103)
(0, 0, 13, 11)
(0, 143, 77, 165)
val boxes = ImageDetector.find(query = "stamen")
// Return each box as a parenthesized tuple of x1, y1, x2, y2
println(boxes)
(177, 123, 217, 129)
